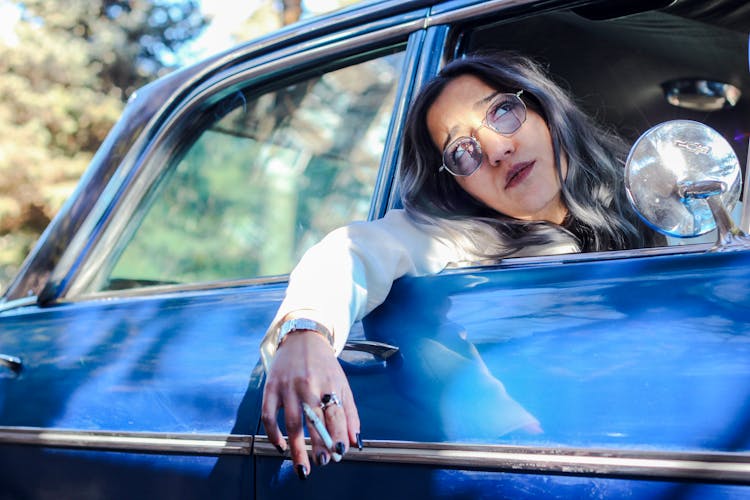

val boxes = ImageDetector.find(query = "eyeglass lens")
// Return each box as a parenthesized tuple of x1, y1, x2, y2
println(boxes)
(442, 92, 526, 176)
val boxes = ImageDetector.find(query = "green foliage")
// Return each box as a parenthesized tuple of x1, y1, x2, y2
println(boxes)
(0, 0, 207, 291)
(0, 0, 364, 293)
(102, 54, 400, 290)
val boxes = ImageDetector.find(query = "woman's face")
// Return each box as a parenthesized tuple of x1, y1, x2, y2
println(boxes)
(426, 74, 568, 224)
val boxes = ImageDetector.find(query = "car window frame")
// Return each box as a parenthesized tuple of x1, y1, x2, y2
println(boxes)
(39, 18, 430, 304)
(30, 0, 750, 305)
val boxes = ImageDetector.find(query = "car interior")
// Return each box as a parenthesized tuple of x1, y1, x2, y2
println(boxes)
(459, 0, 750, 243)
(464, 0, 750, 167)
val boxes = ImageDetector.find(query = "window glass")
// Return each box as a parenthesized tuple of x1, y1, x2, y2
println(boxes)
(101, 51, 404, 290)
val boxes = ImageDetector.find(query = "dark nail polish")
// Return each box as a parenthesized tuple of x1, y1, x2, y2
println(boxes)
(335, 441, 346, 456)
(356, 433, 363, 451)
(317, 451, 329, 466)
(275, 444, 285, 455)
(296, 464, 308, 480)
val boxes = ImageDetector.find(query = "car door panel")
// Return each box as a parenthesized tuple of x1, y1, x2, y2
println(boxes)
(0, 284, 280, 499)
(254, 250, 750, 498)
(359, 251, 750, 451)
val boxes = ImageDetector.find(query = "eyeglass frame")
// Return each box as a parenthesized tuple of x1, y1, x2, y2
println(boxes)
(438, 90, 526, 177)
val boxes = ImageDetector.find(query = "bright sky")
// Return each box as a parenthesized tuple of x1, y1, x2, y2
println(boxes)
(0, 0, 20, 46)
(179, 0, 262, 62)
(0, 0, 350, 63)
(180, 0, 350, 64)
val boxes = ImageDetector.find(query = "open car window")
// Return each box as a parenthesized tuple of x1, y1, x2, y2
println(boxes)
(81, 51, 405, 292)
(459, 3, 749, 249)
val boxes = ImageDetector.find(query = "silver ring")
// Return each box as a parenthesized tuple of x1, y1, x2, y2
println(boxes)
(320, 392, 341, 411)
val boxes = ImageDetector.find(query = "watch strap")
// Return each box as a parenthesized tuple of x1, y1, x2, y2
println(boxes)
(277, 318, 334, 349)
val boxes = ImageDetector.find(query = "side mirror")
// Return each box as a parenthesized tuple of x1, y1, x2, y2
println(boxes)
(625, 120, 750, 251)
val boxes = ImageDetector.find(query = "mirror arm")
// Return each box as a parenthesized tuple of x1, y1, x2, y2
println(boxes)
(706, 195, 750, 251)
(740, 139, 750, 233)
(681, 180, 750, 252)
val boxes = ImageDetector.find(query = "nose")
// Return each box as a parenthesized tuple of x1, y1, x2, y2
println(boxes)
(477, 127, 516, 166)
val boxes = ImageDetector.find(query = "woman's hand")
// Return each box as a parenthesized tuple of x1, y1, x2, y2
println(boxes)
(261, 330, 361, 479)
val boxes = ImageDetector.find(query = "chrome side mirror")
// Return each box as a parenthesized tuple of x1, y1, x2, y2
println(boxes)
(625, 120, 749, 251)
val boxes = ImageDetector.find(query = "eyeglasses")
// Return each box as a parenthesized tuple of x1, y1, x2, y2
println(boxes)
(439, 90, 526, 177)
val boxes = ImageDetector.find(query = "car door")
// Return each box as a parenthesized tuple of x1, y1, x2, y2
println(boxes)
(3, 1, 749, 499)
(0, 7, 415, 498)
(253, 1, 750, 498)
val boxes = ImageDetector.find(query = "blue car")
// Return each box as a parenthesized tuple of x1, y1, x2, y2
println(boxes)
(1, 0, 749, 498)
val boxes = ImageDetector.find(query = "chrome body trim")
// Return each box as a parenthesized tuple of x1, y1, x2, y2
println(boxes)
(255, 437, 750, 484)
(0, 427, 252, 456)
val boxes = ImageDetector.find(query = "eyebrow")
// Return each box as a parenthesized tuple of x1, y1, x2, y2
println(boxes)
(442, 90, 503, 149)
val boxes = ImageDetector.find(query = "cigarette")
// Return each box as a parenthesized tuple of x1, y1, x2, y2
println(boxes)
(301, 402, 333, 449)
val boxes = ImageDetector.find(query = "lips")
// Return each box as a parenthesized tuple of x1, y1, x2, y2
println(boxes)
(505, 160, 535, 189)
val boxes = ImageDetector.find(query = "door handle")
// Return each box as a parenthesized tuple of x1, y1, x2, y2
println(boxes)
(340, 340, 399, 373)
(344, 340, 399, 359)
(0, 354, 23, 375)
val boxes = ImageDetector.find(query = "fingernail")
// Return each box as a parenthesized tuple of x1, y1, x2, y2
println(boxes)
(317, 451, 329, 466)
(275, 444, 286, 455)
(295, 464, 308, 480)
(335, 441, 346, 456)
(331, 452, 342, 463)
(356, 433, 363, 451)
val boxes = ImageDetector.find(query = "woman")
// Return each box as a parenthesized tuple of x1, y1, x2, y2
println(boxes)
(259, 52, 658, 479)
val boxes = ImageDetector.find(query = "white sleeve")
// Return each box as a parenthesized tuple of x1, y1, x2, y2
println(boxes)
(260, 210, 458, 368)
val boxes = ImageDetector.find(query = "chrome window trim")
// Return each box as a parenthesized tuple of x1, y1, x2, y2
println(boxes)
(456, 242, 718, 271)
(369, 29, 427, 219)
(254, 436, 750, 484)
(58, 241, 717, 305)
(0, 427, 252, 456)
(385, 24, 451, 213)
(62, 275, 289, 304)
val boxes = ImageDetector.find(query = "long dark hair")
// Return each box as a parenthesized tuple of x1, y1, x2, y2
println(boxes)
(399, 52, 656, 257)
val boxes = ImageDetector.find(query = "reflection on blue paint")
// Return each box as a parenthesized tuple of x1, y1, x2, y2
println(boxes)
(356, 250, 750, 452)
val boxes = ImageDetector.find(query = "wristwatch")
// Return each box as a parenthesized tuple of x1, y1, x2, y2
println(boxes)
(277, 318, 335, 349)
